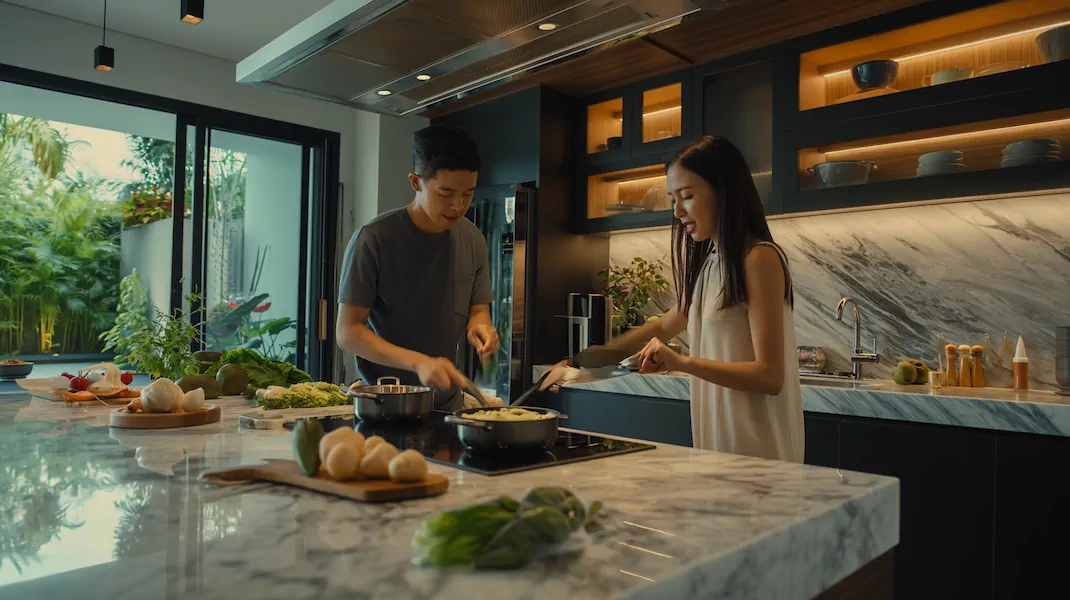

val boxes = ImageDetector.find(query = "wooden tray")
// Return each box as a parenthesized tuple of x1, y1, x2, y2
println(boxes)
(198, 459, 449, 503)
(110, 404, 221, 429)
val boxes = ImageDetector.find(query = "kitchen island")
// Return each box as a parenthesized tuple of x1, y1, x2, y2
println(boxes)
(0, 392, 898, 600)
(533, 367, 1070, 599)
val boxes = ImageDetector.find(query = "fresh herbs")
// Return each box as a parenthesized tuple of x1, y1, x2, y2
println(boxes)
(113, 294, 204, 380)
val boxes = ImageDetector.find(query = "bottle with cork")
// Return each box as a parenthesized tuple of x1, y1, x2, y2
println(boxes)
(1013, 336, 1029, 391)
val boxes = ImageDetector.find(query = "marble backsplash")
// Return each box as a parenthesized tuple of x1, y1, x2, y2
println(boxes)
(608, 192, 1070, 390)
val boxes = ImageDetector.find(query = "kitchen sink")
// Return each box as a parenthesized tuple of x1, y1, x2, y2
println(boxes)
(799, 375, 873, 389)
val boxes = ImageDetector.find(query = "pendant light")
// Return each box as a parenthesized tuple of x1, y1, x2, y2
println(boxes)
(94, 0, 114, 71)
(181, 0, 204, 24)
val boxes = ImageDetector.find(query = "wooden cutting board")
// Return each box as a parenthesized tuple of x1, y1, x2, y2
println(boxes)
(198, 459, 449, 502)
(110, 404, 221, 429)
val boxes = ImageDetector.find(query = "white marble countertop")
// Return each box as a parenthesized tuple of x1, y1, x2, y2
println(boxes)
(0, 392, 898, 600)
(534, 366, 1070, 437)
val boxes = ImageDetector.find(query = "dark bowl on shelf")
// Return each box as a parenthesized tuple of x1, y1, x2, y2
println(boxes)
(851, 60, 899, 91)
(0, 361, 34, 379)
(606, 136, 623, 150)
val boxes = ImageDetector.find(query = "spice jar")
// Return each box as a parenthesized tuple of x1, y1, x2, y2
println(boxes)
(971, 345, 985, 388)
(945, 344, 959, 387)
(958, 345, 973, 387)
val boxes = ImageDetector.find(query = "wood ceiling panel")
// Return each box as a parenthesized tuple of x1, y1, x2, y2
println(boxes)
(423, 0, 931, 118)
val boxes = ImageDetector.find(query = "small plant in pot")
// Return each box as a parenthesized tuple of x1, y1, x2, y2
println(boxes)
(600, 257, 670, 336)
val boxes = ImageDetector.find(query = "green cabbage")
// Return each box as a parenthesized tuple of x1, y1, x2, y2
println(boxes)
(206, 348, 312, 396)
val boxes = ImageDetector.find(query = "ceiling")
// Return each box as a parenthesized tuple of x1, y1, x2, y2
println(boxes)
(422, 0, 931, 117)
(3, 0, 333, 62)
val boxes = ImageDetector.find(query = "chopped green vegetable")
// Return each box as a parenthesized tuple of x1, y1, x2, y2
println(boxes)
(259, 382, 350, 410)
(206, 348, 312, 396)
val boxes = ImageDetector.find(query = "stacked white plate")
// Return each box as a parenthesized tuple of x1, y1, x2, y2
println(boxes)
(1002, 139, 1061, 168)
(917, 150, 966, 177)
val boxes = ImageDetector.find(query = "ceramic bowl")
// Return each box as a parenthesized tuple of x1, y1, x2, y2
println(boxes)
(917, 163, 967, 177)
(606, 136, 623, 150)
(977, 61, 1026, 76)
(1003, 139, 1061, 156)
(1001, 155, 1061, 168)
(0, 361, 34, 379)
(918, 150, 964, 166)
(809, 161, 876, 188)
(1037, 24, 1070, 63)
(851, 60, 899, 91)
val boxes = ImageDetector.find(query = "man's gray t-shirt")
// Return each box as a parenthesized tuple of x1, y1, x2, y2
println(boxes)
(338, 207, 492, 410)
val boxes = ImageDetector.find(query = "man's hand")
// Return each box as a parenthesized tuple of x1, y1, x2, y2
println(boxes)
(467, 323, 500, 361)
(416, 356, 468, 390)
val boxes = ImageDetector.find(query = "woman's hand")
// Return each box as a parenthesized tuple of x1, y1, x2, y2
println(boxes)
(638, 338, 686, 374)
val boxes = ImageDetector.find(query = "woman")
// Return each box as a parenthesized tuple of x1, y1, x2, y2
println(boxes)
(584, 136, 804, 462)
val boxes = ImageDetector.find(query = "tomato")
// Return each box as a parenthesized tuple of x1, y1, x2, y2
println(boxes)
(120, 372, 134, 385)
(69, 376, 90, 391)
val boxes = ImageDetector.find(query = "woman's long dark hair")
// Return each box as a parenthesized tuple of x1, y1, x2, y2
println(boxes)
(670, 135, 790, 313)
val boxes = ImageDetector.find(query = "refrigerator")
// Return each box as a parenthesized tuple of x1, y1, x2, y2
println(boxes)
(462, 182, 537, 403)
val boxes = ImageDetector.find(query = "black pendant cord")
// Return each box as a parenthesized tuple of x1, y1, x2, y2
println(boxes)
(102, 0, 107, 45)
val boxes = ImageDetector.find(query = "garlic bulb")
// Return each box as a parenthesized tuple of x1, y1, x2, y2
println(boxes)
(142, 378, 183, 413)
(180, 387, 205, 412)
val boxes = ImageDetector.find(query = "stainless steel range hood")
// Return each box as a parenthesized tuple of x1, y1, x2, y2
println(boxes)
(237, 0, 702, 116)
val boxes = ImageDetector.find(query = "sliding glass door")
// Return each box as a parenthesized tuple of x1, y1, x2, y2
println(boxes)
(182, 122, 324, 375)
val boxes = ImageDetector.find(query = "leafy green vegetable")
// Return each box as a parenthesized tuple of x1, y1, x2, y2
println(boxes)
(584, 500, 605, 534)
(520, 487, 587, 532)
(473, 506, 574, 569)
(205, 348, 311, 396)
(412, 497, 519, 567)
(412, 488, 603, 570)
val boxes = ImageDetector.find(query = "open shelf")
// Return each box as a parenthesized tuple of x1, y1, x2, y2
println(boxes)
(587, 164, 669, 219)
(799, 0, 1070, 111)
(798, 108, 1070, 190)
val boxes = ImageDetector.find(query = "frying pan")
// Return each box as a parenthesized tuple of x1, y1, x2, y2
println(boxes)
(568, 345, 634, 369)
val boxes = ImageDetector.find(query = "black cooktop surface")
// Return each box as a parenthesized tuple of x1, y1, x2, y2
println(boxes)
(287, 411, 655, 476)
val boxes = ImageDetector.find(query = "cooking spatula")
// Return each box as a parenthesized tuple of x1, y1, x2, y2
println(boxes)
(569, 345, 634, 369)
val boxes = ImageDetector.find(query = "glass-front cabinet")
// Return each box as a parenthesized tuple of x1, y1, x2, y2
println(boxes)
(586, 96, 625, 158)
(640, 82, 683, 145)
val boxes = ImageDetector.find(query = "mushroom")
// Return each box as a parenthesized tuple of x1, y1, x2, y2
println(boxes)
(359, 443, 398, 479)
(325, 444, 360, 480)
(364, 435, 386, 454)
(388, 449, 428, 483)
(319, 427, 364, 464)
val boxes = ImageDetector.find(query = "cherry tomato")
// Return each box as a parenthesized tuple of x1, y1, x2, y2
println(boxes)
(70, 376, 90, 391)
(120, 372, 133, 385)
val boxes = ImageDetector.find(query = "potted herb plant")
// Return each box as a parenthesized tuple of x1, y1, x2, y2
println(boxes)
(600, 257, 670, 336)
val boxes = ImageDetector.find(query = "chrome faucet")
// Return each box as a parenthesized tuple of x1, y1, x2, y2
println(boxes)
(835, 297, 879, 380)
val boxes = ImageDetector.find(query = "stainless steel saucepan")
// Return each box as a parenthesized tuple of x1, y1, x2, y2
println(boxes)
(445, 406, 565, 451)
(347, 376, 434, 422)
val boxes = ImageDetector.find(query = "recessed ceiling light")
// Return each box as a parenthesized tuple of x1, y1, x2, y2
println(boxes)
(538, 22, 558, 31)
(416, 74, 432, 81)
(377, 90, 392, 96)
(181, 0, 204, 24)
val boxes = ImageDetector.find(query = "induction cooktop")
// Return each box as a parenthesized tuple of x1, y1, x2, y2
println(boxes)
(287, 411, 655, 476)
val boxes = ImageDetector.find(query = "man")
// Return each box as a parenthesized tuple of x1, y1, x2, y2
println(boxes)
(336, 125, 499, 410)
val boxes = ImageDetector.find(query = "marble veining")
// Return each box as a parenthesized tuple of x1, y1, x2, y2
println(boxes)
(609, 192, 1070, 390)
(0, 393, 897, 600)
(541, 367, 1070, 437)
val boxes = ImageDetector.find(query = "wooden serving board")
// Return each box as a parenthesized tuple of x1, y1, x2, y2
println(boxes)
(110, 404, 221, 429)
(198, 459, 449, 503)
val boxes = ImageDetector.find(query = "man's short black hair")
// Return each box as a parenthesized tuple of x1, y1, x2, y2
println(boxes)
(412, 125, 481, 180)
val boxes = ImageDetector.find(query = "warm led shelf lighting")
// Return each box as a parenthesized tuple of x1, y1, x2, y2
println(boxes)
(643, 105, 682, 117)
(823, 118, 1070, 156)
(822, 19, 1070, 78)
(610, 174, 666, 186)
